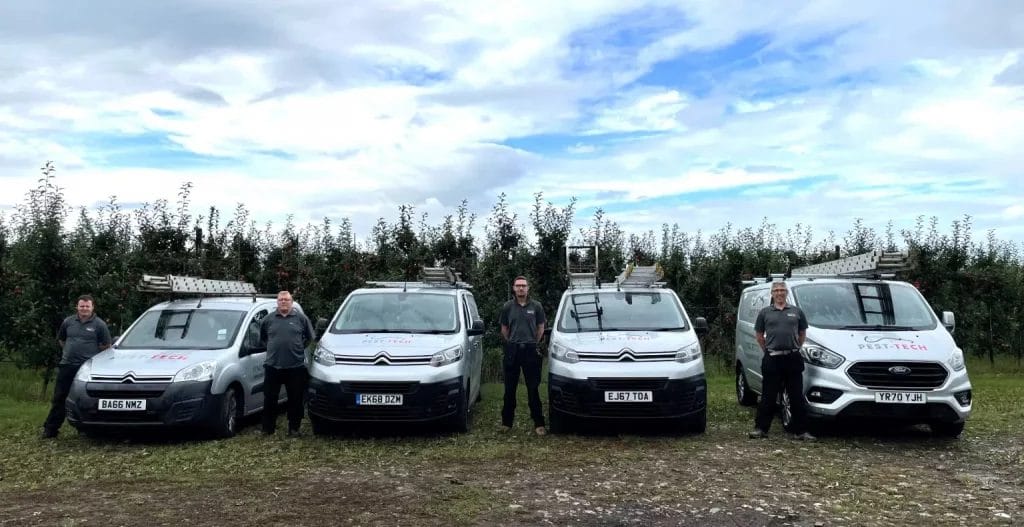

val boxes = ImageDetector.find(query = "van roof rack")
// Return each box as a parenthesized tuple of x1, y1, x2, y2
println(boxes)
(607, 263, 667, 289)
(743, 250, 912, 285)
(366, 266, 472, 290)
(566, 245, 600, 289)
(139, 274, 259, 295)
(138, 274, 270, 305)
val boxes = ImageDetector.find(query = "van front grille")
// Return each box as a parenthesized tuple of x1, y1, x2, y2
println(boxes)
(846, 362, 948, 390)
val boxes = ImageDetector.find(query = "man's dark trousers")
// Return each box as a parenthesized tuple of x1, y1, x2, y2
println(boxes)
(262, 365, 308, 433)
(754, 353, 808, 434)
(501, 342, 546, 428)
(43, 364, 80, 434)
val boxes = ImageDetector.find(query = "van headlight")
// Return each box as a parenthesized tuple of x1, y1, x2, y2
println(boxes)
(173, 361, 216, 383)
(549, 343, 579, 364)
(313, 345, 336, 367)
(674, 345, 702, 364)
(74, 360, 93, 382)
(800, 342, 845, 369)
(431, 346, 462, 367)
(948, 348, 966, 371)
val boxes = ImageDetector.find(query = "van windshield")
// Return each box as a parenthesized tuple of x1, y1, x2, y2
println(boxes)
(331, 293, 459, 334)
(557, 291, 688, 333)
(791, 282, 937, 331)
(118, 309, 246, 349)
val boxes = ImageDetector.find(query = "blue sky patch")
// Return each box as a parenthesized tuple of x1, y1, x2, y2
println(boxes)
(150, 108, 183, 118)
(69, 132, 233, 169)
(501, 131, 665, 156)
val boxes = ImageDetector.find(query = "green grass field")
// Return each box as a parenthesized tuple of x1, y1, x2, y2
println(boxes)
(1, 357, 1022, 526)
(1, 357, 1021, 489)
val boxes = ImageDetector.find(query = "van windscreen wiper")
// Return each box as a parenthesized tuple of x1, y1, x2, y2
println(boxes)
(839, 324, 915, 331)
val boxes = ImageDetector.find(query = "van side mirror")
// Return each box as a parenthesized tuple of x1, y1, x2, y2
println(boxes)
(316, 317, 328, 337)
(467, 319, 485, 336)
(941, 311, 955, 333)
(694, 317, 709, 336)
(543, 327, 552, 340)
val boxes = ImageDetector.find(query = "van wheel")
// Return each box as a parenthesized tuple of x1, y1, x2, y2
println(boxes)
(736, 366, 758, 406)
(930, 421, 965, 438)
(449, 387, 470, 433)
(214, 386, 243, 438)
(310, 415, 333, 436)
(548, 407, 568, 434)
(779, 390, 795, 433)
(687, 409, 707, 434)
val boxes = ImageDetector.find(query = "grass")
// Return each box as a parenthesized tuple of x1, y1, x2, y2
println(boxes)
(1, 368, 1020, 487)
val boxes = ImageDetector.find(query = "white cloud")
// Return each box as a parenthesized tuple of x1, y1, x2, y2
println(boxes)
(0, 1, 1023, 250)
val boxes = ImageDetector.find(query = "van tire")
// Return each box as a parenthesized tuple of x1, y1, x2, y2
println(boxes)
(448, 386, 470, 433)
(930, 421, 965, 438)
(779, 390, 795, 433)
(548, 408, 567, 434)
(687, 409, 707, 434)
(736, 365, 758, 406)
(310, 415, 332, 436)
(214, 386, 243, 438)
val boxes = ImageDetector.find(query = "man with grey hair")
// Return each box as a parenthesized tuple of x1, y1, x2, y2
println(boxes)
(749, 281, 814, 441)
(260, 290, 315, 437)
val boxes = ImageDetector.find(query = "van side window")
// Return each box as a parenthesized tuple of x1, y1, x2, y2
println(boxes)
(739, 290, 767, 323)
(465, 294, 481, 321)
(244, 309, 269, 349)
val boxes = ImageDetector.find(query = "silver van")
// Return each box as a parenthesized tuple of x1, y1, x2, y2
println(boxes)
(547, 247, 709, 434)
(307, 267, 485, 434)
(734, 251, 972, 437)
(66, 275, 287, 438)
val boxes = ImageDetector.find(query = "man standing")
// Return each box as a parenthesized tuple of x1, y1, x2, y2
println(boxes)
(749, 281, 814, 440)
(260, 290, 315, 437)
(42, 295, 112, 439)
(498, 276, 547, 435)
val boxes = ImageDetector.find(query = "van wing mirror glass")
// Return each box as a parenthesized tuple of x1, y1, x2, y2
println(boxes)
(468, 319, 486, 336)
(694, 317, 709, 335)
(316, 317, 328, 332)
(941, 311, 955, 333)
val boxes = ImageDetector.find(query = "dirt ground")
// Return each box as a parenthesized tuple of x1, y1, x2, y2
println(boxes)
(2, 424, 1021, 527)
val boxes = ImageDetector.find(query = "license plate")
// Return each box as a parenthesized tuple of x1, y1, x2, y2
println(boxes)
(356, 393, 403, 406)
(604, 391, 653, 403)
(98, 399, 147, 411)
(874, 391, 927, 404)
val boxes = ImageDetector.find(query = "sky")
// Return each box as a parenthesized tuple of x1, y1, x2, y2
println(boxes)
(1, 1, 1023, 250)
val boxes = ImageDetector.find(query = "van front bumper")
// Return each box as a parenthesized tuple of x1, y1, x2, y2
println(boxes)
(549, 373, 706, 419)
(802, 365, 972, 424)
(307, 376, 463, 422)
(66, 380, 221, 430)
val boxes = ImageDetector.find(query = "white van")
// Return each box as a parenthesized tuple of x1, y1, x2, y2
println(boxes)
(734, 251, 972, 437)
(547, 247, 709, 434)
(66, 275, 286, 438)
(307, 267, 485, 434)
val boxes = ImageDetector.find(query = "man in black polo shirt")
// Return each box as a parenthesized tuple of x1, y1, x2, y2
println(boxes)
(259, 290, 315, 437)
(749, 281, 814, 440)
(41, 294, 112, 439)
(498, 275, 547, 435)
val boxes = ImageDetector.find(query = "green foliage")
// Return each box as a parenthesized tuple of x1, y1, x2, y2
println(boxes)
(2, 163, 1023, 387)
